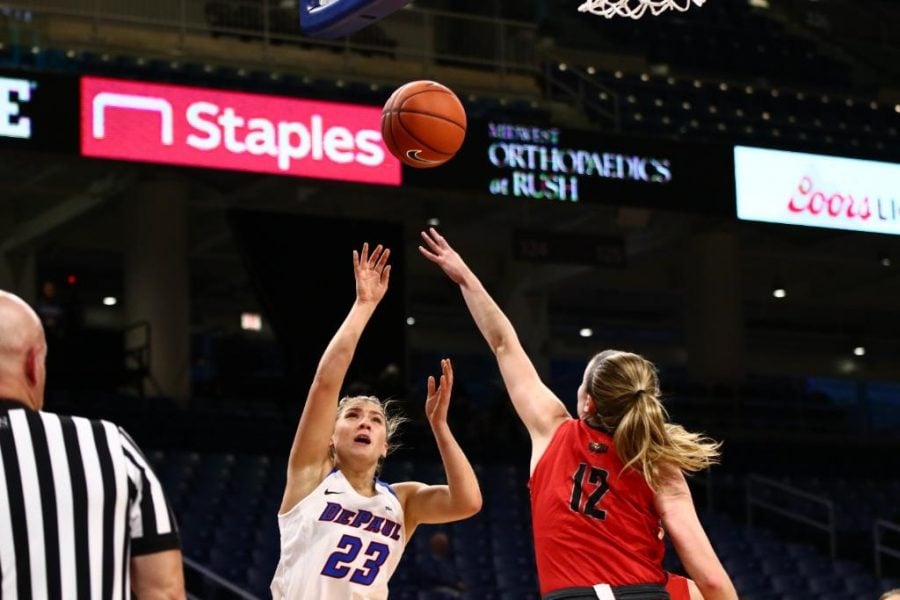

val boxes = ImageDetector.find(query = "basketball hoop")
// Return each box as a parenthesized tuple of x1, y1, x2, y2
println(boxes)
(578, 0, 706, 19)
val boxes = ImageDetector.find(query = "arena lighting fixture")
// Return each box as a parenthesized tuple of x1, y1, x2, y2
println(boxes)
(102, 296, 117, 307)
(426, 217, 440, 227)
(772, 288, 787, 299)
(837, 358, 856, 375)
(579, 328, 594, 338)
(880, 254, 892, 267)
(853, 346, 866, 357)
(406, 316, 416, 326)
(241, 312, 262, 332)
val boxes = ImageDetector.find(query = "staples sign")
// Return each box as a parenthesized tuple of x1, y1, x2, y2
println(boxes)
(735, 145, 900, 235)
(81, 77, 401, 185)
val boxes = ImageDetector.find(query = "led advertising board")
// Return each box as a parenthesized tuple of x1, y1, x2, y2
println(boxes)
(735, 145, 900, 235)
(81, 76, 402, 186)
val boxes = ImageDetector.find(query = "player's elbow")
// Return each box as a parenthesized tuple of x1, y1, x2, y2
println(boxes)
(492, 339, 519, 361)
(456, 491, 483, 518)
(694, 571, 736, 600)
(469, 493, 483, 516)
(488, 336, 508, 356)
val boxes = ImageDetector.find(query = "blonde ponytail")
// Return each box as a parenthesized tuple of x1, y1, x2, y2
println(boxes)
(614, 392, 720, 490)
(585, 351, 722, 491)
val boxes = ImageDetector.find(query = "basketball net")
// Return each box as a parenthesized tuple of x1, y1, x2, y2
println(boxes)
(578, 0, 706, 19)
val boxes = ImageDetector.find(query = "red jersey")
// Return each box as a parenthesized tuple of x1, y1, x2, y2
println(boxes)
(529, 419, 665, 595)
(666, 573, 692, 600)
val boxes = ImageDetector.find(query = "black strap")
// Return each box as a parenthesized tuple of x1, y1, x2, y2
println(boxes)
(543, 584, 670, 600)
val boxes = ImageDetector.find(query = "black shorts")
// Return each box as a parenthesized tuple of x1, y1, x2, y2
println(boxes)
(543, 584, 670, 600)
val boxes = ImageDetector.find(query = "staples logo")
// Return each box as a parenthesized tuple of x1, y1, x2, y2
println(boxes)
(81, 77, 401, 185)
(93, 92, 174, 145)
(0, 76, 33, 139)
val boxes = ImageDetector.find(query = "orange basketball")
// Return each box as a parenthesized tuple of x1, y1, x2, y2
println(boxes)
(381, 80, 467, 169)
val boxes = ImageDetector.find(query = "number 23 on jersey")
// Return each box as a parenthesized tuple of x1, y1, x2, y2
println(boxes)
(321, 534, 390, 585)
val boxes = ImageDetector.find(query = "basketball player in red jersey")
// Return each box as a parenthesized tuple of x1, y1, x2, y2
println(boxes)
(420, 229, 737, 600)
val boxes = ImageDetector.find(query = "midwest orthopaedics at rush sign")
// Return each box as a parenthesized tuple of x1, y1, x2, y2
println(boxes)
(80, 76, 401, 186)
(402, 118, 736, 215)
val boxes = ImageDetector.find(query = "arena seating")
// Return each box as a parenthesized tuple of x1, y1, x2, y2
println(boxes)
(2, 1, 897, 159)
(147, 449, 900, 599)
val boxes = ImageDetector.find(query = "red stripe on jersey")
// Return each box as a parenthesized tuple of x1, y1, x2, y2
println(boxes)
(666, 573, 692, 600)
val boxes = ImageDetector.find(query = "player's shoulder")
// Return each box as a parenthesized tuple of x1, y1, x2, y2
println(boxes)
(387, 480, 423, 504)
(546, 417, 591, 450)
(376, 478, 399, 498)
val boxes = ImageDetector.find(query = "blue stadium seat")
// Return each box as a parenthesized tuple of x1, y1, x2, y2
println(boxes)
(733, 572, 768, 596)
(769, 573, 806, 594)
(245, 565, 273, 597)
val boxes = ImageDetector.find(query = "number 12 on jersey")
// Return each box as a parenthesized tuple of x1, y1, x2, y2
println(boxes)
(321, 534, 390, 585)
(570, 463, 610, 520)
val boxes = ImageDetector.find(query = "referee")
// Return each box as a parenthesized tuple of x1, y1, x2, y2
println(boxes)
(0, 291, 185, 599)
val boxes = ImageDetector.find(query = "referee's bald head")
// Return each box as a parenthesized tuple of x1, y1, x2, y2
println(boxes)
(0, 290, 47, 410)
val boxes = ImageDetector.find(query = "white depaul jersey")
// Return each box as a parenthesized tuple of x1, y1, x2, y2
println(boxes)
(271, 469, 406, 600)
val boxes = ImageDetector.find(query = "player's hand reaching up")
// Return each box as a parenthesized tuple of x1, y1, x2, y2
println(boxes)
(418, 228, 471, 285)
(425, 358, 454, 431)
(353, 242, 391, 305)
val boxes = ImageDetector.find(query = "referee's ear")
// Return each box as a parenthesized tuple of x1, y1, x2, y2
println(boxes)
(24, 346, 44, 410)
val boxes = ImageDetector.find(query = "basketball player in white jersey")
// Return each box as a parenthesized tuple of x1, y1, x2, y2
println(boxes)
(271, 243, 483, 600)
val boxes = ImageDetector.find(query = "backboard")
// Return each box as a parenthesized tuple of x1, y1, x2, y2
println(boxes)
(299, 0, 411, 38)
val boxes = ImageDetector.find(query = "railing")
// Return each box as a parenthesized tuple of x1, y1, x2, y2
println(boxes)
(123, 320, 151, 396)
(184, 556, 261, 600)
(542, 61, 620, 132)
(778, 0, 895, 52)
(0, 0, 540, 91)
(875, 519, 900, 578)
(746, 474, 837, 559)
(775, 0, 899, 78)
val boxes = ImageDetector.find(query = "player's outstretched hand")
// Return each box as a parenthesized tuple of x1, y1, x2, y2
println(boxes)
(425, 358, 454, 430)
(418, 228, 471, 285)
(353, 242, 391, 305)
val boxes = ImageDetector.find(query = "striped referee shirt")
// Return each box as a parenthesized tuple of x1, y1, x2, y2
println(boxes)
(0, 398, 181, 599)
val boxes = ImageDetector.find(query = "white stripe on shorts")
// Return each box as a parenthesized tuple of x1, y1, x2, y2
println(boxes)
(592, 584, 616, 600)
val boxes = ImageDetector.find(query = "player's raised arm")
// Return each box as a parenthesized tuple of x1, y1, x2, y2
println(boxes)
(419, 228, 569, 457)
(280, 242, 391, 513)
(396, 358, 482, 533)
(654, 464, 737, 600)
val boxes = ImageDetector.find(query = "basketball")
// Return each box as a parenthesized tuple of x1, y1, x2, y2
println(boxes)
(381, 80, 467, 169)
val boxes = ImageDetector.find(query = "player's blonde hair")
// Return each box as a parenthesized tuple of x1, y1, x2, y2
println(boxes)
(584, 350, 721, 490)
